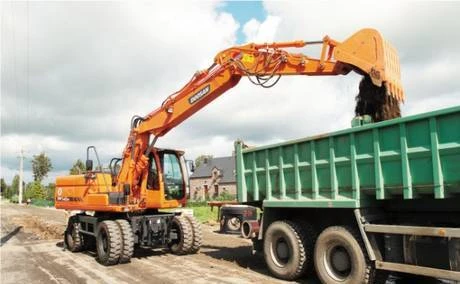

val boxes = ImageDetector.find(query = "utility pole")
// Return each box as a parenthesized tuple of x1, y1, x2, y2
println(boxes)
(19, 148, 24, 205)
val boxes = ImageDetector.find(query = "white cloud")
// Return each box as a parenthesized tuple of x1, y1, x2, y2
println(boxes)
(1, 1, 240, 183)
(1, 1, 460, 186)
(257, 1, 460, 114)
(242, 15, 281, 42)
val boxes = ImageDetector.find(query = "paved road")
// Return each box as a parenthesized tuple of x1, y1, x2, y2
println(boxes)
(0, 201, 293, 284)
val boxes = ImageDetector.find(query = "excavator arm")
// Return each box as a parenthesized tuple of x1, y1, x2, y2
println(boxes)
(116, 28, 404, 204)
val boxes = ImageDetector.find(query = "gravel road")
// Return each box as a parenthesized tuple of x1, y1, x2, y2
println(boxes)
(0, 201, 299, 284)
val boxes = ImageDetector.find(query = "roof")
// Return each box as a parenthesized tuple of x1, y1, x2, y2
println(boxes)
(190, 156, 235, 183)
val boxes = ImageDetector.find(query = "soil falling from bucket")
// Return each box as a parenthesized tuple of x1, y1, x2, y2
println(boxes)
(355, 75, 401, 122)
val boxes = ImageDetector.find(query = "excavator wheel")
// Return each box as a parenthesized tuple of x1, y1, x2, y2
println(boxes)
(65, 216, 84, 252)
(168, 215, 193, 255)
(115, 219, 134, 264)
(184, 214, 202, 253)
(96, 220, 122, 266)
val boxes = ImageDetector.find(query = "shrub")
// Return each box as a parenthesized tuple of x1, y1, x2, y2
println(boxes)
(10, 194, 19, 203)
(31, 199, 54, 207)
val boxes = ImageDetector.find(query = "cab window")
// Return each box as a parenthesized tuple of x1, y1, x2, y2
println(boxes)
(161, 153, 185, 200)
(147, 154, 159, 190)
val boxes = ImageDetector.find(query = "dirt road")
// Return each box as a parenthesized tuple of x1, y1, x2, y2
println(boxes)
(0, 201, 304, 284)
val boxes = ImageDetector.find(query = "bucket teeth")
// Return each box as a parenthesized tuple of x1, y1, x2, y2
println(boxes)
(385, 81, 404, 102)
(382, 38, 404, 102)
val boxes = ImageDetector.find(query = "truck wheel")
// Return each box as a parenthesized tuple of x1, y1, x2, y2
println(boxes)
(115, 219, 134, 263)
(184, 215, 202, 253)
(96, 220, 122, 265)
(294, 220, 317, 276)
(225, 216, 242, 231)
(65, 217, 84, 252)
(314, 226, 376, 284)
(168, 216, 193, 255)
(263, 220, 311, 280)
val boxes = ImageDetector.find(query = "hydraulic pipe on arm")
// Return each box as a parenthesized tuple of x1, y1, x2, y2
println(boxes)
(115, 28, 404, 207)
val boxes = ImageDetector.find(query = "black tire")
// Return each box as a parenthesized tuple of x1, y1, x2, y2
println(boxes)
(96, 220, 122, 266)
(168, 216, 193, 255)
(115, 219, 134, 263)
(314, 225, 384, 284)
(65, 217, 84, 252)
(294, 220, 318, 276)
(263, 220, 312, 280)
(184, 215, 202, 254)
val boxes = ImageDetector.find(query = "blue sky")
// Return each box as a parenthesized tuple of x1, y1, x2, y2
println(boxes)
(219, 1, 266, 43)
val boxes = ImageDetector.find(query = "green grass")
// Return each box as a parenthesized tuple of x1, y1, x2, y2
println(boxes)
(185, 204, 219, 223)
(31, 199, 54, 207)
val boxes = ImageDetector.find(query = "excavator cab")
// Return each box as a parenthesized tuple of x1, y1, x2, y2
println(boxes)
(143, 148, 188, 208)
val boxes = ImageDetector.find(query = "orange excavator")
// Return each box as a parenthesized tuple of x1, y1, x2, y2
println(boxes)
(55, 28, 404, 265)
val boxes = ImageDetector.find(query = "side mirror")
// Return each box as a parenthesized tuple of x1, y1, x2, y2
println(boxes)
(86, 159, 93, 171)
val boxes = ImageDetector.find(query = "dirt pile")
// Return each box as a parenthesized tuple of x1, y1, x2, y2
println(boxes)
(355, 75, 401, 122)
(11, 215, 65, 240)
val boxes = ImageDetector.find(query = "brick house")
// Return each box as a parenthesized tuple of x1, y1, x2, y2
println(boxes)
(189, 156, 236, 200)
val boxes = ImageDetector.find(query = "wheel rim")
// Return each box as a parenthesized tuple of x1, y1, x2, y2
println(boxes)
(226, 217, 241, 231)
(324, 244, 352, 281)
(271, 235, 291, 267)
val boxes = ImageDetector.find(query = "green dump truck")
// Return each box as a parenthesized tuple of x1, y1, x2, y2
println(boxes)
(235, 106, 460, 283)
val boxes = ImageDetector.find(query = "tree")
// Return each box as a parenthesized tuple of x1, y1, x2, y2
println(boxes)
(69, 159, 85, 175)
(0, 178, 7, 197)
(25, 181, 46, 200)
(195, 154, 213, 168)
(24, 182, 34, 200)
(31, 152, 53, 182)
(10, 175, 20, 199)
(46, 183, 56, 200)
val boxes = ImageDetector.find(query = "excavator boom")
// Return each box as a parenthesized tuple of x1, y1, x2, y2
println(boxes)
(138, 28, 403, 137)
(56, 28, 404, 212)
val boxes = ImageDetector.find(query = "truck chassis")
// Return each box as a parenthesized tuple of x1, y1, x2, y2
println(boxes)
(253, 205, 460, 282)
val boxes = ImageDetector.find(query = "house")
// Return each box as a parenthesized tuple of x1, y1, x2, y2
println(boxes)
(189, 156, 236, 200)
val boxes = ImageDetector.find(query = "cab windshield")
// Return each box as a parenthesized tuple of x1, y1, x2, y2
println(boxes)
(161, 152, 185, 200)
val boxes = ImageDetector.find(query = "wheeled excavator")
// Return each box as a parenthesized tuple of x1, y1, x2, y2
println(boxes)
(55, 28, 404, 266)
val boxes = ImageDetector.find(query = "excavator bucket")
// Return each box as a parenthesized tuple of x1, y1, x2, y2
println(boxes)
(334, 28, 404, 102)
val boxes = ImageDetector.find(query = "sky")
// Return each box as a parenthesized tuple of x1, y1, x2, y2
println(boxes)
(1, 1, 460, 185)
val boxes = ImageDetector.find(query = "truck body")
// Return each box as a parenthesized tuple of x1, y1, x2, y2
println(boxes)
(236, 106, 460, 282)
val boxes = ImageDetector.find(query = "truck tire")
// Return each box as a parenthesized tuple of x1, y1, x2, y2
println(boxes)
(263, 220, 311, 280)
(314, 226, 383, 284)
(115, 219, 134, 263)
(168, 215, 193, 255)
(65, 217, 84, 252)
(294, 220, 317, 276)
(96, 220, 122, 266)
(184, 215, 202, 253)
